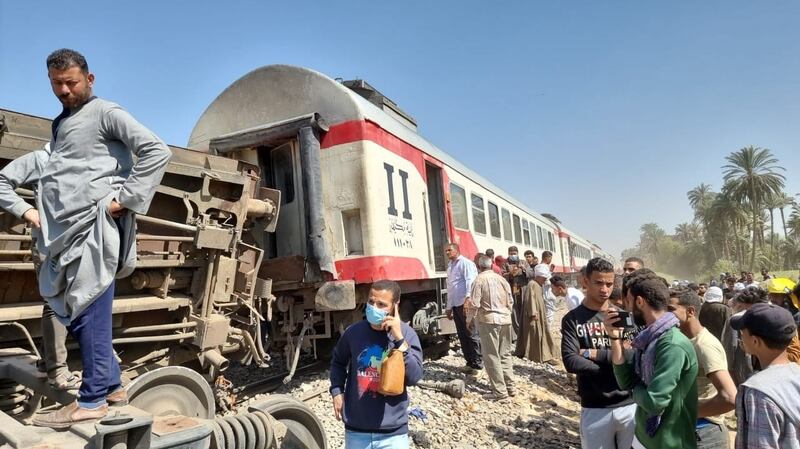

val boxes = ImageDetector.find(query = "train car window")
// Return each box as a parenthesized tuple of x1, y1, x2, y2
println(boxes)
(536, 226, 544, 248)
(488, 202, 501, 238)
(471, 193, 486, 234)
(449, 183, 469, 230)
(549, 233, 556, 252)
(512, 214, 522, 244)
(522, 220, 531, 246)
(501, 209, 513, 242)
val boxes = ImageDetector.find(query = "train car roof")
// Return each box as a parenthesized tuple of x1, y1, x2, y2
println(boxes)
(189, 65, 612, 256)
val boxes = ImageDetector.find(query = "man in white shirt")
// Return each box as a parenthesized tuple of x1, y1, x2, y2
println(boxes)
(551, 275, 585, 312)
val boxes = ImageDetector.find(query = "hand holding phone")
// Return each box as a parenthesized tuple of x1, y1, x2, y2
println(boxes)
(612, 310, 635, 328)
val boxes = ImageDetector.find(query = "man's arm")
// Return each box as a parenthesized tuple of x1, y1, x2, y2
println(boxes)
(402, 328, 424, 386)
(560, 314, 602, 374)
(463, 259, 477, 297)
(102, 106, 171, 214)
(329, 330, 350, 397)
(0, 148, 49, 219)
(698, 369, 737, 418)
(630, 337, 687, 416)
(737, 388, 785, 449)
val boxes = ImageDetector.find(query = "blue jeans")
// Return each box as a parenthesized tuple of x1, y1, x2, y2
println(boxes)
(67, 281, 121, 408)
(345, 430, 409, 449)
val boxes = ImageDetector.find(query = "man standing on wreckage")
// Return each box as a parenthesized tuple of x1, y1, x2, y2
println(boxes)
(0, 48, 171, 428)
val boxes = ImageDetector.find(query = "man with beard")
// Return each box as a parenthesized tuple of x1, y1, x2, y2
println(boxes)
(668, 288, 736, 449)
(561, 258, 636, 449)
(516, 264, 559, 364)
(0, 49, 171, 428)
(605, 269, 698, 449)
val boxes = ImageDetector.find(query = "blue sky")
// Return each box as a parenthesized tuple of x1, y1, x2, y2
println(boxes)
(3, 1, 799, 258)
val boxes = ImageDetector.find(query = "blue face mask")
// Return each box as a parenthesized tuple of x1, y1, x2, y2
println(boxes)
(366, 303, 389, 326)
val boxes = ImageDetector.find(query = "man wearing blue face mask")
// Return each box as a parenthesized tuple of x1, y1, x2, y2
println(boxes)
(329, 280, 424, 449)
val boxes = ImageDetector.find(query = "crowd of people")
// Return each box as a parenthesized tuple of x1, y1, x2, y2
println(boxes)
(329, 250, 800, 449)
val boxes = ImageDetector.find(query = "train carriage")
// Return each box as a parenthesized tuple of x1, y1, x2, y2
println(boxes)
(187, 65, 595, 341)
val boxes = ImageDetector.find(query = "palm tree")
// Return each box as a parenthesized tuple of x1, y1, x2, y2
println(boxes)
(639, 223, 666, 258)
(765, 193, 785, 253)
(674, 222, 702, 244)
(777, 193, 795, 238)
(722, 146, 786, 268)
(687, 183, 716, 219)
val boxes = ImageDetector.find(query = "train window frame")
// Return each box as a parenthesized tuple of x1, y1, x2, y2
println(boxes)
(488, 201, 501, 238)
(522, 219, 531, 246)
(512, 214, 522, 244)
(449, 182, 469, 230)
(471, 193, 487, 235)
(501, 208, 513, 242)
(536, 225, 544, 248)
(548, 232, 556, 252)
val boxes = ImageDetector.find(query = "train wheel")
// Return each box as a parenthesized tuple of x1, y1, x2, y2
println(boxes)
(248, 395, 327, 449)
(126, 366, 215, 419)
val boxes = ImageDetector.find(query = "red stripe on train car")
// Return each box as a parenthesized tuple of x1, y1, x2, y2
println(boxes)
(320, 120, 429, 181)
(335, 256, 430, 283)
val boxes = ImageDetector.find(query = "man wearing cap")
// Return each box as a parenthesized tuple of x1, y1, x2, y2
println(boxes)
(699, 286, 731, 341)
(732, 303, 800, 449)
(515, 264, 558, 364)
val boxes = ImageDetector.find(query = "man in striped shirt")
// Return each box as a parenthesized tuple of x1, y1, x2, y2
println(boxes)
(466, 255, 516, 400)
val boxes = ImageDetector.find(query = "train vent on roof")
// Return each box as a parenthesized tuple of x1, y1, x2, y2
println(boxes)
(341, 79, 418, 132)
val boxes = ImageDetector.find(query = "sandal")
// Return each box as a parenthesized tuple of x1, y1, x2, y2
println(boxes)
(48, 371, 81, 391)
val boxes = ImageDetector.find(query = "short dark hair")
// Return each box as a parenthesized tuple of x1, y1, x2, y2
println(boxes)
(485, 248, 495, 257)
(542, 251, 552, 259)
(550, 275, 566, 287)
(672, 289, 702, 311)
(508, 246, 518, 253)
(371, 280, 401, 303)
(734, 288, 768, 305)
(626, 269, 670, 311)
(524, 250, 534, 257)
(446, 242, 459, 252)
(699, 283, 708, 287)
(46, 48, 89, 73)
(687, 283, 699, 292)
(624, 257, 645, 267)
(757, 334, 793, 351)
(610, 288, 622, 300)
(584, 257, 614, 278)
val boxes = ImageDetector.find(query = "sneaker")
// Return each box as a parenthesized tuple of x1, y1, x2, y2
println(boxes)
(482, 392, 509, 401)
(32, 401, 108, 429)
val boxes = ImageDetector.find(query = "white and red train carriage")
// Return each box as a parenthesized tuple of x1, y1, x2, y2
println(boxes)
(187, 65, 615, 341)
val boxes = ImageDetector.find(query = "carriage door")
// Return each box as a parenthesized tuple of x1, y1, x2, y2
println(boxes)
(425, 163, 448, 272)
(271, 141, 307, 257)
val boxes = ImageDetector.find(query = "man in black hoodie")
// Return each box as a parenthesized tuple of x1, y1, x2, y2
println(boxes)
(561, 257, 636, 449)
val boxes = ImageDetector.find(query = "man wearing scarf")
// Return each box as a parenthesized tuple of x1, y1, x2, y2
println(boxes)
(604, 269, 698, 449)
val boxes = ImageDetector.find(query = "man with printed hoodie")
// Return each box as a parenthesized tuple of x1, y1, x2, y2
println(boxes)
(732, 303, 800, 449)
(329, 280, 423, 449)
(561, 257, 636, 449)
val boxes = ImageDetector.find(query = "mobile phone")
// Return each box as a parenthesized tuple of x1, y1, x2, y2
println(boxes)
(612, 310, 635, 328)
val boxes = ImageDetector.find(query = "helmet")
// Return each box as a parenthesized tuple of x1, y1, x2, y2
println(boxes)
(765, 278, 799, 309)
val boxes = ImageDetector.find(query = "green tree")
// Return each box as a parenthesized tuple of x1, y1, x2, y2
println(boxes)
(722, 146, 785, 268)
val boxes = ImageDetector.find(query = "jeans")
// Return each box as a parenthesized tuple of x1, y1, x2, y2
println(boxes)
(67, 281, 121, 407)
(452, 305, 482, 368)
(345, 430, 409, 449)
(579, 403, 636, 449)
(696, 422, 729, 449)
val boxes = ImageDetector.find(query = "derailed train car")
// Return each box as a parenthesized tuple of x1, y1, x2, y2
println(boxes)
(186, 65, 617, 342)
(0, 109, 326, 448)
(0, 64, 615, 447)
